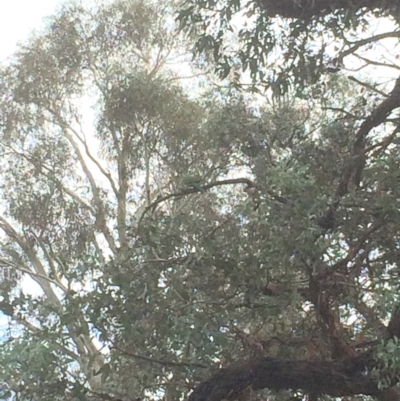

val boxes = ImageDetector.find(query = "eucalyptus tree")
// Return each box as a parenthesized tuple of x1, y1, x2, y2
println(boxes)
(176, 1, 400, 401)
(1, 1, 400, 401)
(178, 0, 400, 93)
(0, 0, 281, 400)
(0, 0, 213, 399)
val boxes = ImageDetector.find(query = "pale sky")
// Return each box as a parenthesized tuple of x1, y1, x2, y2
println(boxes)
(0, 0, 62, 61)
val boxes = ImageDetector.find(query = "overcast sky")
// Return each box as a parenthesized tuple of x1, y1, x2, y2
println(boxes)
(0, 0, 62, 60)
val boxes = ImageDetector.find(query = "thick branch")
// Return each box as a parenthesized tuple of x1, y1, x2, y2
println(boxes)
(338, 32, 400, 61)
(258, 0, 399, 19)
(190, 308, 400, 401)
(70, 114, 119, 197)
(50, 113, 118, 254)
(189, 355, 378, 401)
(316, 76, 400, 232)
(139, 178, 271, 222)
(116, 129, 130, 249)
(335, 76, 400, 199)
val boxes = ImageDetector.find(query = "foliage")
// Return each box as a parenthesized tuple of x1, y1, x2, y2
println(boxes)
(0, 0, 399, 401)
(376, 338, 400, 390)
(178, 0, 400, 93)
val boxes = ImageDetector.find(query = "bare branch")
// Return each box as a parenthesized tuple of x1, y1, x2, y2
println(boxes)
(53, 116, 118, 254)
(70, 113, 119, 197)
(339, 31, 400, 61)
(112, 344, 208, 369)
(353, 53, 400, 71)
(0, 257, 66, 292)
(348, 76, 389, 97)
(139, 178, 258, 222)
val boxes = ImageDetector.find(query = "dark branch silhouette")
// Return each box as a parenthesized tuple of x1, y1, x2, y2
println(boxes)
(258, 0, 400, 19)
(189, 305, 400, 401)
(189, 354, 378, 401)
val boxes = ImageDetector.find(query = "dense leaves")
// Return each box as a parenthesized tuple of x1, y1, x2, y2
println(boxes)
(0, 1, 399, 401)
(178, 0, 400, 92)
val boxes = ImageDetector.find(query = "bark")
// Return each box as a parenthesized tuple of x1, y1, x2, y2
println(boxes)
(379, 387, 400, 401)
(189, 355, 379, 401)
(189, 307, 400, 401)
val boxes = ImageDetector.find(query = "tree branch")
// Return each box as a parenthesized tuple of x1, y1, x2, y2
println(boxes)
(189, 355, 379, 401)
(112, 345, 208, 369)
(57, 121, 118, 254)
(258, 0, 399, 20)
(139, 178, 268, 222)
(339, 31, 400, 61)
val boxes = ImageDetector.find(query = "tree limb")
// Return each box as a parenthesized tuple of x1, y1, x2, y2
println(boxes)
(189, 355, 379, 401)
(258, 0, 399, 20)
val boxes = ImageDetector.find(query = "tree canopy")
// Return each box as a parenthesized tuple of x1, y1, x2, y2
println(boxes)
(178, 0, 400, 93)
(0, 1, 400, 401)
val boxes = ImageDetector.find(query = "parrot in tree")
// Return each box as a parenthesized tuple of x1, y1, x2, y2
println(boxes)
(181, 176, 205, 192)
